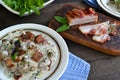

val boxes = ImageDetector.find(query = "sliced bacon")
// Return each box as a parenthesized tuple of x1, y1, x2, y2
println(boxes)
(18, 50, 26, 56)
(35, 34, 45, 43)
(65, 8, 98, 26)
(79, 25, 97, 36)
(92, 34, 111, 43)
(84, 8, 96, 14)
(14, 74, 22, 80)
(71, 9, 85, 18)
(26, 32, 35, 41)
(5, 58, 14, 68)
(20, 32, 35, 42)
(32, 51, 43, 62)
(20, 33, 28, 42)
(79, 21, 112, 43)
(79, 21, 110, 36)
(14, 57, 21, 62)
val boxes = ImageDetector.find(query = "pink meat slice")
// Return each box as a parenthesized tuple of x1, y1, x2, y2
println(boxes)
(79, 21, 110, 36)
(66, 8, 98, 26)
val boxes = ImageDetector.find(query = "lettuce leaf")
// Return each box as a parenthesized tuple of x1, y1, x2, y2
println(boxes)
(2, 0, 49, 16)
(114, 0, 120, 4)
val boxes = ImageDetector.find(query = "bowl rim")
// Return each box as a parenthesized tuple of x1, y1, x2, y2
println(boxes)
(0, 23, 69, 80)
(97, 0, 120, 18)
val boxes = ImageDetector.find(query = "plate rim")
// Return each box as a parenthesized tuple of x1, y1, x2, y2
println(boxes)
(96, 0, 120, 18)
(0, 23, 69, 80)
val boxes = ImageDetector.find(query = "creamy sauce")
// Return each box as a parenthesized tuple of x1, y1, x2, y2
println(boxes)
(0, 30, 60, 80)
(107, 1, 120, 14)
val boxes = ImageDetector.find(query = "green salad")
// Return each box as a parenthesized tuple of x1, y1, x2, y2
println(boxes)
(107, 0, 120, 12)
(114, 0, 120, 4)
(109, 0, 120, 7)
(2, 0, 49, 16)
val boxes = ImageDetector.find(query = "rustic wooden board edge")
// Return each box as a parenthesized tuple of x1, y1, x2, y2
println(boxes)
(60, 32, 120, 56)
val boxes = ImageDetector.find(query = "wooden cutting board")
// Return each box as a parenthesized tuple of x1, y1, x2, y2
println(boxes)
(48, 4, 120, 56)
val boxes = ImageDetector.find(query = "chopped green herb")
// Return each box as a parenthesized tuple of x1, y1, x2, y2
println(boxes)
(47, 51, 53, 58)
(11, 48, 19, 61)
(11, 52, 18, 61)
(108, 23, 116, 33)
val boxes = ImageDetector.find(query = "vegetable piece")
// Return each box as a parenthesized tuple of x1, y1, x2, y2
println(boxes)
(56, 24, 70, 32)
(14, 40, 21, 48)
(2, 0, 13, 8)
(54, 16, 68, 24)
(32, 51, 43, 62)
(18, 50, 26, 56)
(11, 48, 18, 61)
(108, 23, 117, 35)
(48, 52, 53, 58)
(26, 32, 35, 41)
(5, 58, 14, 68)
(2, 0, 49, 16)
(14, 74, 22, 80)
(35, 34, 44, 43)
(11, 52, 18, 61)
(54, 16, 70, 32)
(114, 0, 120, 4)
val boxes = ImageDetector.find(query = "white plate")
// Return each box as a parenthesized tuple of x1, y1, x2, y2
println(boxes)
(0, 0, 54, 16)
(97, 0, 120, 18)
(0, 23, 69, 80)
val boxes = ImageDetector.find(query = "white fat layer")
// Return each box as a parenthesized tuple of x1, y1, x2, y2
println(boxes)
(79, 21, 110, 34)
(94, 22, 110, 35)
(79, 21, 111, 43)
(92, 34, 109, 43)
(2, 51, 8, 56)
(70, 15, 98, 26)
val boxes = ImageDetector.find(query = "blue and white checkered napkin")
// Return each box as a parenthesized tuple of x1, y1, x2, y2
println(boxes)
(59, 52, 90, 80)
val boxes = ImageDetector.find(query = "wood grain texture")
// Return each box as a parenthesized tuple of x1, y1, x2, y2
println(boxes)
(48, 4, 120, 55)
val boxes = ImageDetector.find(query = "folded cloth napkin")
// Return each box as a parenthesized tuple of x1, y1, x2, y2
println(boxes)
(59, 52, 90, 80)
(83, 0, 100, 9)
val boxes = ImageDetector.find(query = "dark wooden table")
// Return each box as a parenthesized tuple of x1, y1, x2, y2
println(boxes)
(1, 0, 120, 80)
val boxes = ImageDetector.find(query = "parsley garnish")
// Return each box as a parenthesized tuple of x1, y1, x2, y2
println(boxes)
(56, 24, 69, 32)
(54, 16, 70, 32)
(54, 16, 68, 24)
(11, 52, 18, 61)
